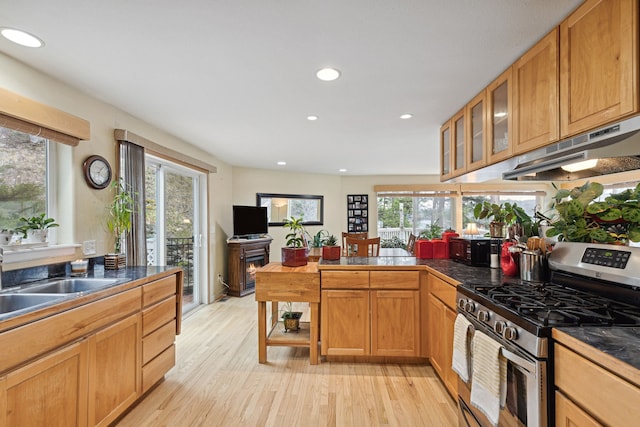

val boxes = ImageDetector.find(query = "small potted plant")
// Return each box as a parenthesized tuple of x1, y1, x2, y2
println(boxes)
(308, 229, 329, 248)
(321, 234, 341, 260)
(282, 216, 308, 267)
(15, 213, 59, 243)
(106, 179, 135, 269)
(280, 301, 303, 332)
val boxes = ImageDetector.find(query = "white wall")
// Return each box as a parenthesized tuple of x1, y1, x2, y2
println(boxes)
(0, 51, 232, 301)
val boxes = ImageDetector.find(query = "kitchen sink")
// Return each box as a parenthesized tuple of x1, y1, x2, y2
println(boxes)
(0, 293, 66, 316)
(16, 278, 122, 294)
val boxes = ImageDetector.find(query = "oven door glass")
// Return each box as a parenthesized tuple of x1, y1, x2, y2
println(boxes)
(458, 317, 546, 427)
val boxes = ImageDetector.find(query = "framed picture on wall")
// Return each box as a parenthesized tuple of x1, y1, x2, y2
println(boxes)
(347, 194, 368, 232)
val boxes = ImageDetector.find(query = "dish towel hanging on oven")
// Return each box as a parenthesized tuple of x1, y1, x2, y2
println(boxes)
(452, 313, 472, 382)
(470, 331, 507, 427)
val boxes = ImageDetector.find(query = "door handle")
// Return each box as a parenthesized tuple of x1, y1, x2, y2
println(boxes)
(500, 347, 536, 373)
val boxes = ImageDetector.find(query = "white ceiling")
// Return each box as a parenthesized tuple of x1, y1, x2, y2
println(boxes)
(0, 0, 581, 176)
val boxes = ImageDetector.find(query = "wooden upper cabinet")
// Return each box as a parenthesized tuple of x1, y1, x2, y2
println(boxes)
(440, 120, 453, 181)
(451, 109, 466, 177)
(466, 90, 487, 171)
(560, 0, 639, 138)
(514, 28, 560, 155)
(487, 67, 514, 164)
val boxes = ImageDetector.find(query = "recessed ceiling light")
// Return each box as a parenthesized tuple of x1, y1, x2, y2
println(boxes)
(307, 115, 318, 121)
(400, 113, 413, 120)
(339, 168, 347, 173)
(277, 161, 286, 166)
(316, 68, 341, 81)
(0, 28, 44, 48)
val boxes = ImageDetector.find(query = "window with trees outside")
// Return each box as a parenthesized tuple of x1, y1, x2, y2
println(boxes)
(377, 190, 455, 247)
(0, 125, 50, 238)
(462, 191, 544, 237)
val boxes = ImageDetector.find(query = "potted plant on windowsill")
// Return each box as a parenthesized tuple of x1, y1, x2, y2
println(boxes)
(321, 234, 341, 260)
(106, 179, 134, 269)
(15, 213, 59, 244)
(282, 216, 308, 267)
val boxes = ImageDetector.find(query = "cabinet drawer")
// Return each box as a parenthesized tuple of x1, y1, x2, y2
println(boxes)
(429, 274, 457, 310)
(142, 275, 177, 307)
(142, 296, 177, 335)
(142, 344, 175, 393)
(370, 271, 419, 289)
(143, 320, 176, 365)
(321, 271, 369, 289)
(555, 343, 640, 426)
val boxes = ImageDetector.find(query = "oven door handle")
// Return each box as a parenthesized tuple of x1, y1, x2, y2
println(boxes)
(500, 347, 536, 374)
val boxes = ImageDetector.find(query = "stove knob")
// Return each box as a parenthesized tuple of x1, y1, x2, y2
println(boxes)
(464, 301, 476, 313)
(458, 299, 467, 310)
(477, 310, 490, 322)
(504, 327, 518, 341)
(494, 321, 506, 335)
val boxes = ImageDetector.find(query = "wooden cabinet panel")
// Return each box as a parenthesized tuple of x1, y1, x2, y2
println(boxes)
(514, 27, 559, 154)
(440, 120, 453, 181)
(143, 295, 177, 335)
(429, 274, 457, 310)
(560, 0, 638, 138)
(142, 344, 176, 393)
(143, 320, 176, 365)
(321, 290, 370, 356)
(370, 270, 419, 289)
(371, 290, 420, 357)
(556, 391, 603, 427)
(451, 109, 466, 177)
(555, 343, 640, 426)
(442, 306, 457, 396)
(88, 313, 141, 427)
(0, 341, 88, 427)
(487, 67, 514, 164)
(0, 288, 141, 375)
(142, 275, 177, 307)
(428, 296, 445, 376)
(466, 90, 487, 172)
(321, 271, 369, 289)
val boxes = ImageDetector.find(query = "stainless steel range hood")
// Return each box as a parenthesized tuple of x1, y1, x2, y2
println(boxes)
(502, 115, 640, 181)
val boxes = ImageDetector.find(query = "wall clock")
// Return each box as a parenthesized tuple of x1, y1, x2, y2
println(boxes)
(83, 155, 112, 189)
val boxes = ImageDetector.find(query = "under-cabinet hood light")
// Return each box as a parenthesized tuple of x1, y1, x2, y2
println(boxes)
(561, 159, 599, 172)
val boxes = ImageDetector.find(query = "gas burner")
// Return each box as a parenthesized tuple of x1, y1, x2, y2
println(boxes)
(536, 310, 570, 326)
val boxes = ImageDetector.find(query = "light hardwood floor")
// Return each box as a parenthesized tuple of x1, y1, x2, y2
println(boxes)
(116, 296, 458, 426)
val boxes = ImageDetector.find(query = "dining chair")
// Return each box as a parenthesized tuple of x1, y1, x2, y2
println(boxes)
(342, 231, 368, 255)
(345, 236, 380, 257)
(406, 233, 417, 255)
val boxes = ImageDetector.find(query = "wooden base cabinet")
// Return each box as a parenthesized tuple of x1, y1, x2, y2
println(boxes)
(428, 273, 458, 398)
(0, 340, 89, 427)
(88, 314, 141, 427)
(556, 391, 603, 427)
(320, 270, 420, 358)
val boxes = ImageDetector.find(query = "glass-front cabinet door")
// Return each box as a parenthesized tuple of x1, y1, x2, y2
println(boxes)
(466, 90, 486, 172)
(452, 109, 466, 177)
(440, 120, 452, 181)
(487, 67, 513, 164)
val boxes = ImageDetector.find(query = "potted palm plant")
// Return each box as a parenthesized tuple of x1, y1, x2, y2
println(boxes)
(106, 179, 134, 269)
(321, 234, 341, 260)
(281, 216, 308, 267)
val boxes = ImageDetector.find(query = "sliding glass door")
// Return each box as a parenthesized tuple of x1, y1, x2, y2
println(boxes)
(145, 155, 206, 313)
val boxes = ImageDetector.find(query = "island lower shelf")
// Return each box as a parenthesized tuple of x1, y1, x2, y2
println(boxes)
(267, 320, 311, 347)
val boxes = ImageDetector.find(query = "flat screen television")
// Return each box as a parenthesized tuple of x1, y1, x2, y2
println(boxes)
(233, 205, 268, 238)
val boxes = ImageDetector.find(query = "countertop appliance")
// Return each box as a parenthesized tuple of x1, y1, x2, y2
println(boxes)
(449, 237, 491, 267)
(455, 242, 640, 427)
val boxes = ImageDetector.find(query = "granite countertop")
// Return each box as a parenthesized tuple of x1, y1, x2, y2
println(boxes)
(556, 327, 640, 375)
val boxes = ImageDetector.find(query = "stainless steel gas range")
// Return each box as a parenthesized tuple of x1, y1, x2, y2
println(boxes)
(455, 242, 640, 427)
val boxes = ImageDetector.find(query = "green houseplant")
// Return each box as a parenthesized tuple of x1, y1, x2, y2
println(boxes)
(473, 201, 533, 239)
(16, 213, 59, 243)
(106, 179, 135, 268)
(280, 301, 303, 332)
(321, 234, 341, 260)
(546, 181, 640, 244)
(282, 216, 308, 267)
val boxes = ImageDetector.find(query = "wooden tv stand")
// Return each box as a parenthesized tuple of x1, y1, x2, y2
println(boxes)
(227, 237, 272, 297)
